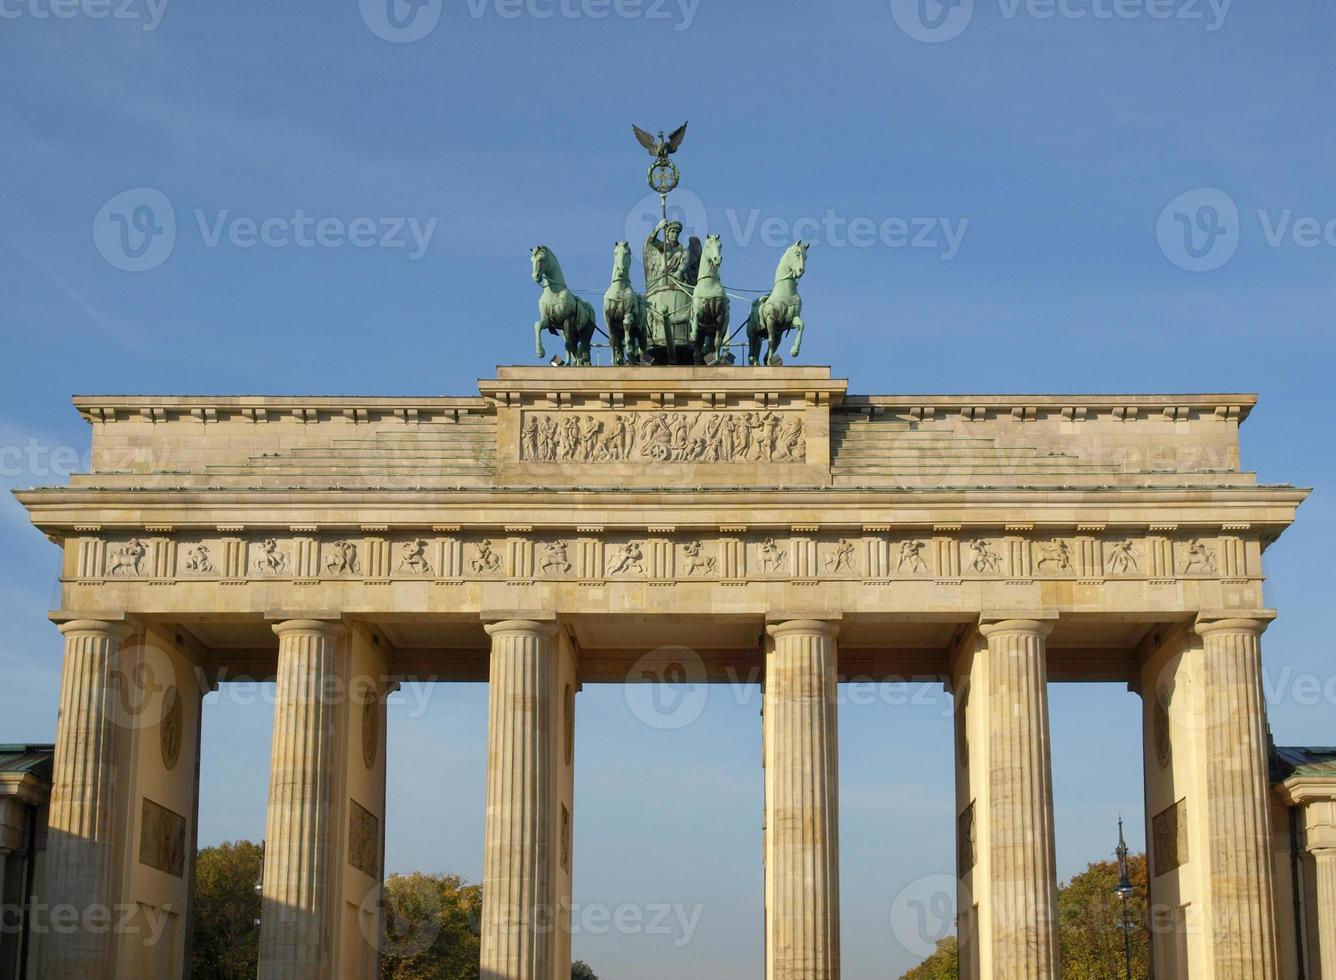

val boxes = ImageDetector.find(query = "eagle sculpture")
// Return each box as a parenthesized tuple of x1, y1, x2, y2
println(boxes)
(632, 122, 688, 160)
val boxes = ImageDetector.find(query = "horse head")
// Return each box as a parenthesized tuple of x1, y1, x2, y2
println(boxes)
(612, 240, 632, 281)
(778, 240, 808, 283)
(700, 234, 723, 276)
(531, 245, 551, 285)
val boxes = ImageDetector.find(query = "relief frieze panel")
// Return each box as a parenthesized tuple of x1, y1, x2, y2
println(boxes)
(71, 528, 1249, 588)
(519, 410, 806, 464)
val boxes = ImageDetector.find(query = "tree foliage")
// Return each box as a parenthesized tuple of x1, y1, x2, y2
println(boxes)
(900, 936, 958, 979)
(190, 850, 592, 980)
(1058, 853, 1150, 979)
(190, 840, 263, 980)
(899, 853, 1151, 979)
(379, 872, 484, 980)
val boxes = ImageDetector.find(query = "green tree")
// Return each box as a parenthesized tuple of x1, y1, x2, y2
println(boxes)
(189, 840, 262, 980)
(379, 872, 483, 980)
(900, 936, 958, 979)
(571, 961, 599, 980)
(898, 853, 1151, 979)
(1058, 853, 1150, 979)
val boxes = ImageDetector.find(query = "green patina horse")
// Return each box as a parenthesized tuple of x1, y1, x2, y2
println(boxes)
(746, 241, 809, 366)
(533, 244, 596, 366)
(689, 234, 730, 365)
(603, 240, 648, 366)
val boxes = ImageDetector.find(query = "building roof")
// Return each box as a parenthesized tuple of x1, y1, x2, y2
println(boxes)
(1273, 746, 1336, 782)
(0, 744, 54, 783)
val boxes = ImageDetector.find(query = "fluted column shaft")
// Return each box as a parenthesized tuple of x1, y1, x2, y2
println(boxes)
(764, 619, 840, 980)
(1314, 851, 1336, 980)
(1195, 617, 1278, 980)
(980, 618, 1058, 979)
(481, 620, 559, 980)
(41, 619, 130, 980)
(259, 619, 345, 980)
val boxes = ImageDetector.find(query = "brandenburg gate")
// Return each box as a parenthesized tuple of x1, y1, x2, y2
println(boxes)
(16, 365, 1315, 978)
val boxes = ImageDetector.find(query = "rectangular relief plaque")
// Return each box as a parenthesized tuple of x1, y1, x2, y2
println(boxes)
(518, 410, 805, 464)
(139, 798, 187, 878)
(348, 798, 380, 878)
(1152, 798, 1189, 877)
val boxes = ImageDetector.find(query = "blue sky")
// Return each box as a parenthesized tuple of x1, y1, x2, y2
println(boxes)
(2, 0, 1334, 975)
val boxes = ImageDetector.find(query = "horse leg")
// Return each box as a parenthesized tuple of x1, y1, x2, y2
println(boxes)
(747, 314, 761, 366)
(609, 312, 625, 366)
(535, 319, 547, 360)
(767, 322, 781, 365)
(790, 315, 805, 358)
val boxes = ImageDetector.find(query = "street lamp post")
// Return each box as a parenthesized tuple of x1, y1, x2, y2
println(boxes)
(1114, 816, 1135, 980)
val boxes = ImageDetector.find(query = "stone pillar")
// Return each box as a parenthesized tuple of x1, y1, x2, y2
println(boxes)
(1194, 616, 1278, 979)
(979, 617, 1059, 978)
(259, 619, 346, 980)
(1314, 851, 1336, 980)
(480, 619, 564, 980)
(40, 619, 130, 980)
(763, 619, 840, 980)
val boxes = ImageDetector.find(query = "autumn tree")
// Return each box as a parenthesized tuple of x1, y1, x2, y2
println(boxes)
(898, 854, 1151, 979)
(900, 936, 958, 979)
(379, 872, 484, 980)
(190, 840, 263, 980)
(1058, 853, 1150, 979)
(571, 961, 599, 980)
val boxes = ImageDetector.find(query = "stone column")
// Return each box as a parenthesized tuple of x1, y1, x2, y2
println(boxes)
(764, 619, 840, 980)
(41, 619, 131, 980)
(480, 619, 561, 980)
(1314, 851, 1336, 980)
(979, 618, 1059, 978)
(259, 619, 346, 980)
(1194, 616, 1278, 979)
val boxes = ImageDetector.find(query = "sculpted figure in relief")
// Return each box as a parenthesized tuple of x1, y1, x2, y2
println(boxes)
(607, 542, 645, 576)
(400, 539, 433, 575)
(254, 538, 289, 574)
(184, 544, 214, 574)
(108, 538, 147, 577)
(826, 539, 856, 574)
(758, 537, 787, 574)
(326, 540, 360, 576)
(1035, 539, 1073, 573)
(540, 541, 572, 575)
(1108, 538, 1140, 575)
(1180, 538, 1218, 575)
(471, 540, 501, 575)
(968, 539, 1003, 574)
(682, 540, 716, 575)
(897, 539, 928, 574)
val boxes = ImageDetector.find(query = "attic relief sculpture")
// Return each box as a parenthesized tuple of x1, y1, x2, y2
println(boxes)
(520, 411, 805, 464)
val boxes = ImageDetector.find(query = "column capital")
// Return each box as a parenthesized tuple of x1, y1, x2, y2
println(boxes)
(270, 618, 346, 639)
(56, 619, 132, 640)
(483, 618, 560, 639)
(766, 618, 841, 640)
(1195, 610, 1276, 638)
(978, 616, 1055, 639)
